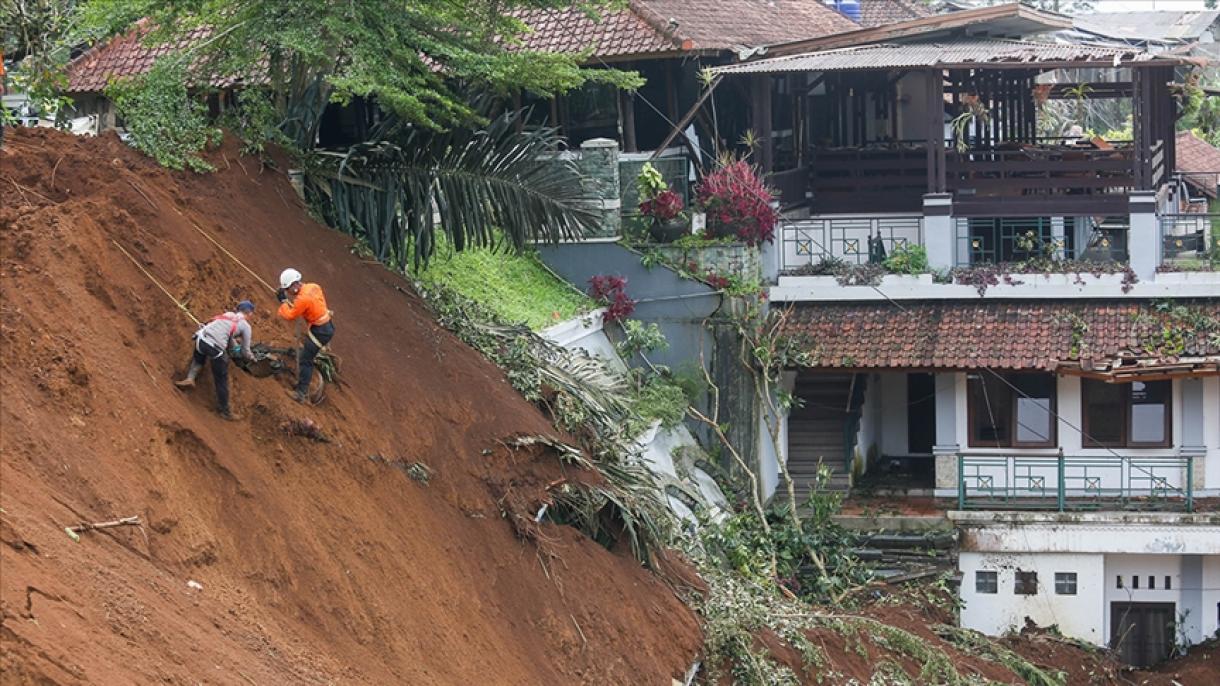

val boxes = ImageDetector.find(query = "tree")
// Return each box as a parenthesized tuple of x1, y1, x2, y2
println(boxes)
(1, 0, 81, 121)
(77, 0, 642, 140)
(1207, 0, 1217, 10)
(76, 1, 640, 263)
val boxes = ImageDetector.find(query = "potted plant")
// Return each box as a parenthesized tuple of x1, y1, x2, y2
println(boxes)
(637, 163, 688, 243)
(695, 158, 779, 247)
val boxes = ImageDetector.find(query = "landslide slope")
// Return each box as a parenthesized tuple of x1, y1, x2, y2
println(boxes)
(0, 128, 700, 685)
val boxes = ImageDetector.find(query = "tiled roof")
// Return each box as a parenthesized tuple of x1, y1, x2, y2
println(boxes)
(1176, 130, 1220, 198)
(859, 0, 934, 29)
(512, 0, 857, 59)
(638, 0, 857, 51)
(782, 300, 1220, 372)
(510, 6, 682, 58)
(67, 22, 213, 93)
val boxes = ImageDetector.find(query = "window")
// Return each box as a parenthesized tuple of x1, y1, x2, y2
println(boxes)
(1148, 576, 1156, 590)
(1117, 575, 1124, 589)
(1014, 571, 1038, 595)
(1133, 576, 1140, 589)
(1082, 380, 1172, 448)
(1055, 572, 1077, 595)
(968, 373, 1057, 448)
(976, 571, 998, 594)
(1165, 576, 1172, 590)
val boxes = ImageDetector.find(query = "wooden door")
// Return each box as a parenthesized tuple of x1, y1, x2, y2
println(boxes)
(1110, 602, 1176, 668)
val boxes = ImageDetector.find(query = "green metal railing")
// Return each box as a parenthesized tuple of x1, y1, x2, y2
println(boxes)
(957, 453, 1193, 512)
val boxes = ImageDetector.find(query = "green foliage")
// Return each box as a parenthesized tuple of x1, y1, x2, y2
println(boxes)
(616, 320, 668, 359)
(408, 236, 593, 330)
(883, 243, 929, 275)
(628, 373, 688, 430)
(935, 625, 1067, 686)
(635, 162, 667, 200)
(699, 467, 868, 602)
(220, 87, 290, 156)
(417, 280, 673, 565)
(2, 0, 79, 124)
(78, 0, 643, 138)
(308, 106, 597, 270)
(105, 59, 221, 171)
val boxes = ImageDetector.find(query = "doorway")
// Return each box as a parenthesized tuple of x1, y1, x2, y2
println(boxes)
(907, 373, 936, 455)
(1110, 602, 1176, 668)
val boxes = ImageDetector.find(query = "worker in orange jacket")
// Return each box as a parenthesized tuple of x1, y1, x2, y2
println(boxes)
(276, 268, 334, 403)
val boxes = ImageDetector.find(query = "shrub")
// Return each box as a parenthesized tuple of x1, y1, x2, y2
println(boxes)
(696, 160, 779, 247)
(106, 60, 221, 172)
(640, 189, 684, 222)
(883, 244, 929, 274)
(588, 274, 636, 322)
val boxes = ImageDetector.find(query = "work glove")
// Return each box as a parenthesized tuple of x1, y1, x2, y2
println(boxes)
(276, 288, 287, 303)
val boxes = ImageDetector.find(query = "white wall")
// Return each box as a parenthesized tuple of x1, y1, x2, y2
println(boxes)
(1203, 555, 1220, 641)
(1204, 377, 1220, 491)
(1104, 554, 1188, 648)
(879, 373, 909, 456)
(960, 551, 1106, 644)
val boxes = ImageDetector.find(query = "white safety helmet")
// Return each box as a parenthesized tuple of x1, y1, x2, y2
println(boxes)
(279, 268, 302, 290)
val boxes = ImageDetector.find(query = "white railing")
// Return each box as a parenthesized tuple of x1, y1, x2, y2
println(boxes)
(780, 214, 923, 272)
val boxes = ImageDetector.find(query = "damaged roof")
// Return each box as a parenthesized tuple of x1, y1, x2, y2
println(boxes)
(1175, 130, 1220, 199)
(782, 300, 1220, 377)
(1074, 10, 1220, 45)
(859, 0, 935, 29)
(713, 38, 1176, 75)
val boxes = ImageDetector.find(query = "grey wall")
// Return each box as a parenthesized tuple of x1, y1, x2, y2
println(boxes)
(538, 241, 758, 468)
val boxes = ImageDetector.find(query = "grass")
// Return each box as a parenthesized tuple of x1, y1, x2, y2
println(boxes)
(413, 241, 594, 330)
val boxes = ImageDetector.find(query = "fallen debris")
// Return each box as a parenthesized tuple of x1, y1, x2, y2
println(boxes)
(65, 515, 142, 542)
(282, 418, 329, 442)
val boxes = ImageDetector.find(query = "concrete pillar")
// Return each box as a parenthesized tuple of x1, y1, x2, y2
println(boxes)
(579, 138, 621, 240)
(923, 193, 955, 270)
(933, 371, 960, 496)
(1051, 216, 1067, 260)
(1182, 555, 1204, 645)
(1129, 191, 1159, 281)
(1181, 378, 1206, 455)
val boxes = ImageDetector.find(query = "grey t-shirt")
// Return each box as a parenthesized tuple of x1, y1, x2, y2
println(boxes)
(196, 313, 253, 358)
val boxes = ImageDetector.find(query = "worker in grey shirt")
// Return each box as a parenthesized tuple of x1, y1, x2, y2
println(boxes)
(175, 300, 256, 420)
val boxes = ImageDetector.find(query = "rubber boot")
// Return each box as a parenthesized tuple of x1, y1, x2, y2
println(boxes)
(175, 361, 202, 389)
(287, 389, 307, 403)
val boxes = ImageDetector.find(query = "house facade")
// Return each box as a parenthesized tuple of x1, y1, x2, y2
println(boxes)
(697, 2, 1220, 666)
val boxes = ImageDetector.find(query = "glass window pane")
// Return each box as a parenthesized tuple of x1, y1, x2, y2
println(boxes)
(1055, 572, 1077, 595)
(969, 375, 1013, 446)
(975, 571, 997, 594)
(1130, 381, 1169, 445)
(1013, 375, 1054, 444)
(1083, 380, 1124, 446)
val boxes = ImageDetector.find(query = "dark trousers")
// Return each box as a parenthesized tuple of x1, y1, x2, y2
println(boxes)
(298, 321, 335, 394)
(192, 338, 230, 413)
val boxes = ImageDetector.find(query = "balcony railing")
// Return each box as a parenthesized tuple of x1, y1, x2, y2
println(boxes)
(954, 217, 1128, 267)
(958, 453, 1194, 512)
(780, 215, 923, 271)
(1160, 213, 1217, 267)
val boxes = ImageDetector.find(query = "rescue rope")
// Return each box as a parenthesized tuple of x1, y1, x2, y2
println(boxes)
(110, 240, 202, 326)
(169, 206, 277, 293)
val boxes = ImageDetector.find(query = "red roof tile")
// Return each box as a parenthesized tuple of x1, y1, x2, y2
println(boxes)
(67, 22, 213, 93)
(511, 6, 681, 58)
(782, 300, 1220, 371)
(513, 0, 858, 59)
(1175, 130, 1220, 198)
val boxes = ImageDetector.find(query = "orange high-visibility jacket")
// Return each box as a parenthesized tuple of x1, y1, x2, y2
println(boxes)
(278, 283, 331, 327)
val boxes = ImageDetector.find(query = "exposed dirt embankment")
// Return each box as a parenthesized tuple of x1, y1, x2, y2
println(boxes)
(0, 128, 700, 685)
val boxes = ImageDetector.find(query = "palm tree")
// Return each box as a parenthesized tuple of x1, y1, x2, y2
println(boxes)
(305, 107, 597, 271)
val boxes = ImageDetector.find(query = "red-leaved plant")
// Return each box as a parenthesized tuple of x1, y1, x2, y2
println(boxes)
(696, 160, 779, 247)
(639, 189, 684, 222)
(588, 274, 636, 322)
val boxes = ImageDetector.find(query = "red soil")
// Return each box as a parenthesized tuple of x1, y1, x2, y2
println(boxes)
(0, 128, 701, 684)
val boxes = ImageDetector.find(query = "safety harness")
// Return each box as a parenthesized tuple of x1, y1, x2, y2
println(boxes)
(194, 313, 243, 358)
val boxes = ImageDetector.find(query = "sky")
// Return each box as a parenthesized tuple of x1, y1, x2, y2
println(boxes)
(1093, 0, 1211, 9)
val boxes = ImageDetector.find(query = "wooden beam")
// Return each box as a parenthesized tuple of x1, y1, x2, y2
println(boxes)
(751, 74, 774, 173)
(650, 74, 722, 160)
(926, 68, 945, 193)
(621, 90, 638, 153)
